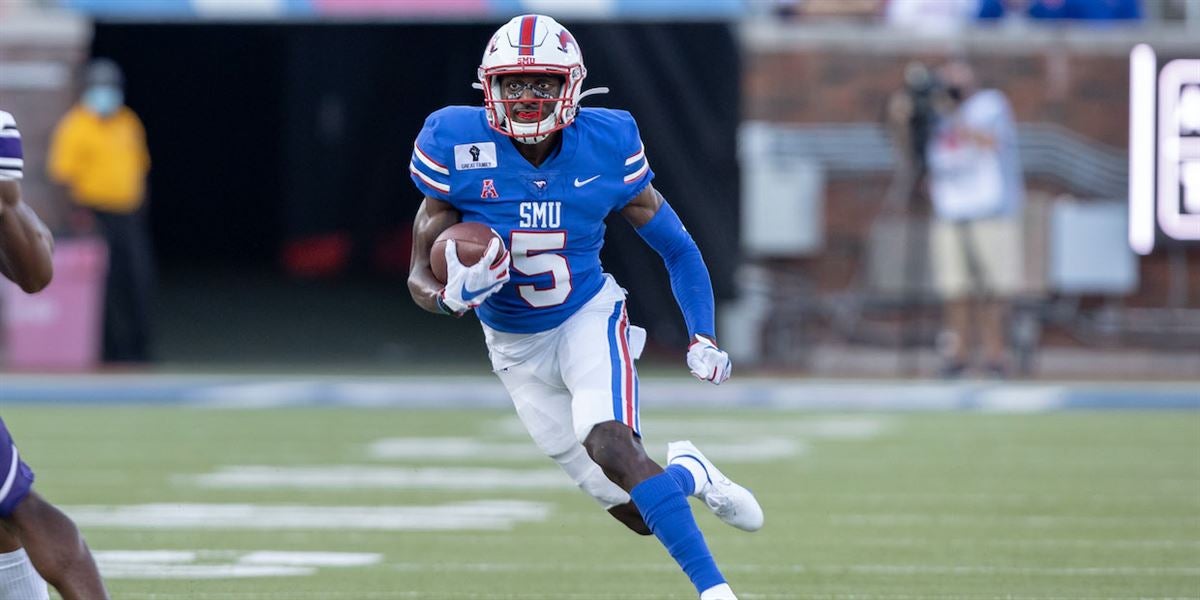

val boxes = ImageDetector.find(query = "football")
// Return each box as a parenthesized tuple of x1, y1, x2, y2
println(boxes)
(430, 221, 506, 283)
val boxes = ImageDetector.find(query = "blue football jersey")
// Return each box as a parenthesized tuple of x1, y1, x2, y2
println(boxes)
(410, 106, 655, 333)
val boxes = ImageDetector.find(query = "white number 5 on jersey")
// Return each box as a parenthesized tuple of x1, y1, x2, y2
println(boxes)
(511, 231, 572, 308)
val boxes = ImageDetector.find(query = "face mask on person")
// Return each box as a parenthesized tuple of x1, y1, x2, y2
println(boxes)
(83, 85, 123, 116)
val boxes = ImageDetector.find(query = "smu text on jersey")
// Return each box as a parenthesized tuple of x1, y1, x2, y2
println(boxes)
(519, 201, 562, 228)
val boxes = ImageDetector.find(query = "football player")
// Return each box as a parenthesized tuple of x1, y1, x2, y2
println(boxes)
(407, 16, 762, 600)
(0, 109, 110, 600)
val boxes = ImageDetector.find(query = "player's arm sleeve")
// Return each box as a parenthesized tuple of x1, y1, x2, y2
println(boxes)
(409, 115, 453, 202)
(635, 199, 716, 340)
(618, 113, 655, 205)
(0, 111, 24, 181)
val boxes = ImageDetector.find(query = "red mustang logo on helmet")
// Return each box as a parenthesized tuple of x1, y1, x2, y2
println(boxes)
(557, 29, 576, 54)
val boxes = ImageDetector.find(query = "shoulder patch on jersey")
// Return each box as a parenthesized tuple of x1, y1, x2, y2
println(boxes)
(454, 142, 498, 171)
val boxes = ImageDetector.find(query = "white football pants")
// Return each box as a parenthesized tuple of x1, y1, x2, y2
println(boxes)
(483, 276, 646, 509)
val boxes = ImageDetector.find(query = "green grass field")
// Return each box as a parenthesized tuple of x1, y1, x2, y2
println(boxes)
(3, 406, 1197, 599)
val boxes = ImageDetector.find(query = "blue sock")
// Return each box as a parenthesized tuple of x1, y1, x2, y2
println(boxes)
(666, 463, 696, 496)
(630, 471, 725, 594)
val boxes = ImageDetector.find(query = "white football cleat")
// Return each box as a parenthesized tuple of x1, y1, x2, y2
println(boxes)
(699, 582, 738, 600)
(668, 440, 764, 532)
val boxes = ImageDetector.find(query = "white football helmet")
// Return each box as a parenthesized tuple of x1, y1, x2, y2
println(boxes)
(477, 14, 607, 144)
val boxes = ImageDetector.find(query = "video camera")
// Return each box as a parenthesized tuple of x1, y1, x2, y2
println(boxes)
(901, 61, 943, 167)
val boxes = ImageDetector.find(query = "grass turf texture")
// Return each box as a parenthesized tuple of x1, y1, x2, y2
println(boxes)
(2, 407, 1196, 599)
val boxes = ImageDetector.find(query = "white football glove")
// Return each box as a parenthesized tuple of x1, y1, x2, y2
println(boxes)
(687, 334, 732, 385)
(438, 238, 510, 315)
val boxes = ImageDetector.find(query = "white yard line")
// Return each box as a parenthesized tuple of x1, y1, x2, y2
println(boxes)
(238, 551, 381, 567)
(182, 465, 575, 490)
(94, 550, 383, 580)
(367, 438, 541, 460)
(93, 550, 197, 564)
(65, 501, 551, 531)
(99, 564, 315, 579)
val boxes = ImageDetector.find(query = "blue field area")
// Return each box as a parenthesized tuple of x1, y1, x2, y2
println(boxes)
(2, 373, 1197, 411)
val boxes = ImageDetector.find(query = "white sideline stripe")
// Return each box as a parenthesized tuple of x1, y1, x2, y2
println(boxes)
(64, 501, 551, 531)
(387, 561, 1200, 577)
(975, 386, 1065, 412)
(183, 382, 323, 408)
(184, 465, 574, 490)
(9, 374, 1197, 411)
(367, 438, 541, 461)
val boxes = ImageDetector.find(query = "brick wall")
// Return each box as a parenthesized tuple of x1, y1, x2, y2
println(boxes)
(743, 32, 1200, 310)
(0, 13, 90, 231)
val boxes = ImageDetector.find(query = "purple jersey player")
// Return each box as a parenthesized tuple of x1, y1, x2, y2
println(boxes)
(407, 16, 763, 599)
(0, 109, 110, 600)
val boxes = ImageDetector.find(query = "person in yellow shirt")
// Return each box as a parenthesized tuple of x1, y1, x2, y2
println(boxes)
(48, 58, 153, 363)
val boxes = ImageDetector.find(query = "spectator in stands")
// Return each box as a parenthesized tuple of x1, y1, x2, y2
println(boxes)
(886, 0, 980, 32)
(774, 0, 884, 21)
(48, 58, 154, 363)
(922, 59, 1025, 378)
(977, 0, 1143, 22)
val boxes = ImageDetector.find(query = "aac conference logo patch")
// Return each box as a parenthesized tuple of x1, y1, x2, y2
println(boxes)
(455, 142, 497, 171)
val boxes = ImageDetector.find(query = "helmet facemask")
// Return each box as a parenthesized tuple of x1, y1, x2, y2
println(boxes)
(476, 15, 607, 145)
(482, 69, 579, 144)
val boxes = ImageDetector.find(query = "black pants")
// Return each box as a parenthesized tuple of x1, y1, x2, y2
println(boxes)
(94, 209, 154, 363)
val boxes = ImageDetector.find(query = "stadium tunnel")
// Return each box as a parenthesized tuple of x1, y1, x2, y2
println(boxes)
(89, 22, 741, 364)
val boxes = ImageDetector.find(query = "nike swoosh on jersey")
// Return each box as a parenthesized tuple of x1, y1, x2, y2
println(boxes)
(573, 175, 601, 187)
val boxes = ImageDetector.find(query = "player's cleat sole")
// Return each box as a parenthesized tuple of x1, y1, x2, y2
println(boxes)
(668, 440, 764, 532)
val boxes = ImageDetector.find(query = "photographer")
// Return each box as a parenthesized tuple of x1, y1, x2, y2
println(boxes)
(887, 59, 1025, 378)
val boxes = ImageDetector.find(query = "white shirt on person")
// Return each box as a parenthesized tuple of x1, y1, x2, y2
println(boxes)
(927, 89, 1024, 221)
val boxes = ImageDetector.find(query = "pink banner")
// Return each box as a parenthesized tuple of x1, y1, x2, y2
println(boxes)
(1, 238, 107, 371)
